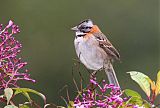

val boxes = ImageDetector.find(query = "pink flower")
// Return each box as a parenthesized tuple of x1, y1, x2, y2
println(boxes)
(6, 20, 14, 29)
(0, 20, 35, 90)
(73, 79, 128, 108)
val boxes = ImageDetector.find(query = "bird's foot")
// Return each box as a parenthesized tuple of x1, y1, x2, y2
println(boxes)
(90, 71, 97, 79)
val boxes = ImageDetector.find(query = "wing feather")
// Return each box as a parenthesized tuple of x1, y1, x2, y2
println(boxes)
(93, 32, 120, 60)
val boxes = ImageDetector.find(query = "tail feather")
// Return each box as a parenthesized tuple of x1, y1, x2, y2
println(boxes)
(104, 63, 120, 88)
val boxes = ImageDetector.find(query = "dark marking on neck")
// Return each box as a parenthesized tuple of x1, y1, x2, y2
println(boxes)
(77, 34, 85, 37)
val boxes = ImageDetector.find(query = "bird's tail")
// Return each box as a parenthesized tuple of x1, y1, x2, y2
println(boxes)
(104, 63, 120, 88)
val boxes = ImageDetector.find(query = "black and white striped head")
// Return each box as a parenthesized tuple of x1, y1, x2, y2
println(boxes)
(71, 19, 94, 37)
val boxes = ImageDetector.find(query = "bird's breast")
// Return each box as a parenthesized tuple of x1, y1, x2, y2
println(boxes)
(74, 35, 108, 70)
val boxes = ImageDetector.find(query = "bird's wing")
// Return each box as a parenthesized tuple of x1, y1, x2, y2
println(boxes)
(93, 32, 120, 60)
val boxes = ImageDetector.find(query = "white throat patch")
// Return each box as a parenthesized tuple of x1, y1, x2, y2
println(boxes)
(75, 31, 86, 36)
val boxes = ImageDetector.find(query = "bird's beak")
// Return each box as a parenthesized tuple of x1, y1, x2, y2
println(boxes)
(71, 26, 78, 31)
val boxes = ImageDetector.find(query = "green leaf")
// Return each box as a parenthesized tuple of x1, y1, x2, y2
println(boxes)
(4, 105, 18, 108)
(128, 97, 143, 106)
(127, 71, 151, 97)
(124, 89, 144, 107)
(68, 101, 74, 108)
(22, 92, 32, 102)
(13, 88, 46, 103)
(4, 88, 13, 105)
(124, 89, 141, 98)
(14, 88, 32, 102)
(19, 105, 30, 108)
(155, 70, 160, 96)
(143, 101, 151, 108)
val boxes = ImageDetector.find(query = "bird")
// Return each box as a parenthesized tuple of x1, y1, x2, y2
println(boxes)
(71, 19, 120, 87)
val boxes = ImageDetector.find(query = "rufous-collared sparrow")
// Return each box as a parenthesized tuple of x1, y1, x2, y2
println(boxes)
(71, 19, 120, 87)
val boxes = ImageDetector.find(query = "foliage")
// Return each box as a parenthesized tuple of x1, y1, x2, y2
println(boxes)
(127, 71, 160, 107)
(60, 71, 160, 108)
(0, 20, 46, 107)
(73, 78, 129, 108)
(0, 20, 35, 90)
(0, 20, 159, 108)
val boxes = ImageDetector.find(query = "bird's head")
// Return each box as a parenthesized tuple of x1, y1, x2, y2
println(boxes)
(71, 19, 102, 37)
(71, 19, 94, 37)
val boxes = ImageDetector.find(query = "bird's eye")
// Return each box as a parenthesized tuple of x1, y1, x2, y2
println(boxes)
(81, 26, 91, 29)
(81, 27, 85, 29)
(79, 26, 92, 33)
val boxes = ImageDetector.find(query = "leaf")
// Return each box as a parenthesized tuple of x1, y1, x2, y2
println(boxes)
(13, 88, 46, 103)
(124, 89, 142, 98)
(4, 88, 13, 105)
(124, 89, 144, 107)
(146, 77, 156, 92)
(22, 92, 32, 102)
(127, 97, 143, 106)
(127, 71, 151, 97)
(19, 105, 30, 108)
(14, 88, 32, 102)
(155, 70, 160, 96)
(4, 105, 18, 108)
(68, 101, 74, 108)
(143, 101, 151, 108)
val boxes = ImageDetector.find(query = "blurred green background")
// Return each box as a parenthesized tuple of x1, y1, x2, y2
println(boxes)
(0, 0, 159, 106)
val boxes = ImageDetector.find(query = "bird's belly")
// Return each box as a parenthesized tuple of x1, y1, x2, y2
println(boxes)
(75, 39, 107, 70)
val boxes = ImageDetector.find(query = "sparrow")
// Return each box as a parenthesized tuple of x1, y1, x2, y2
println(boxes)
(71, 19, 120, 87)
